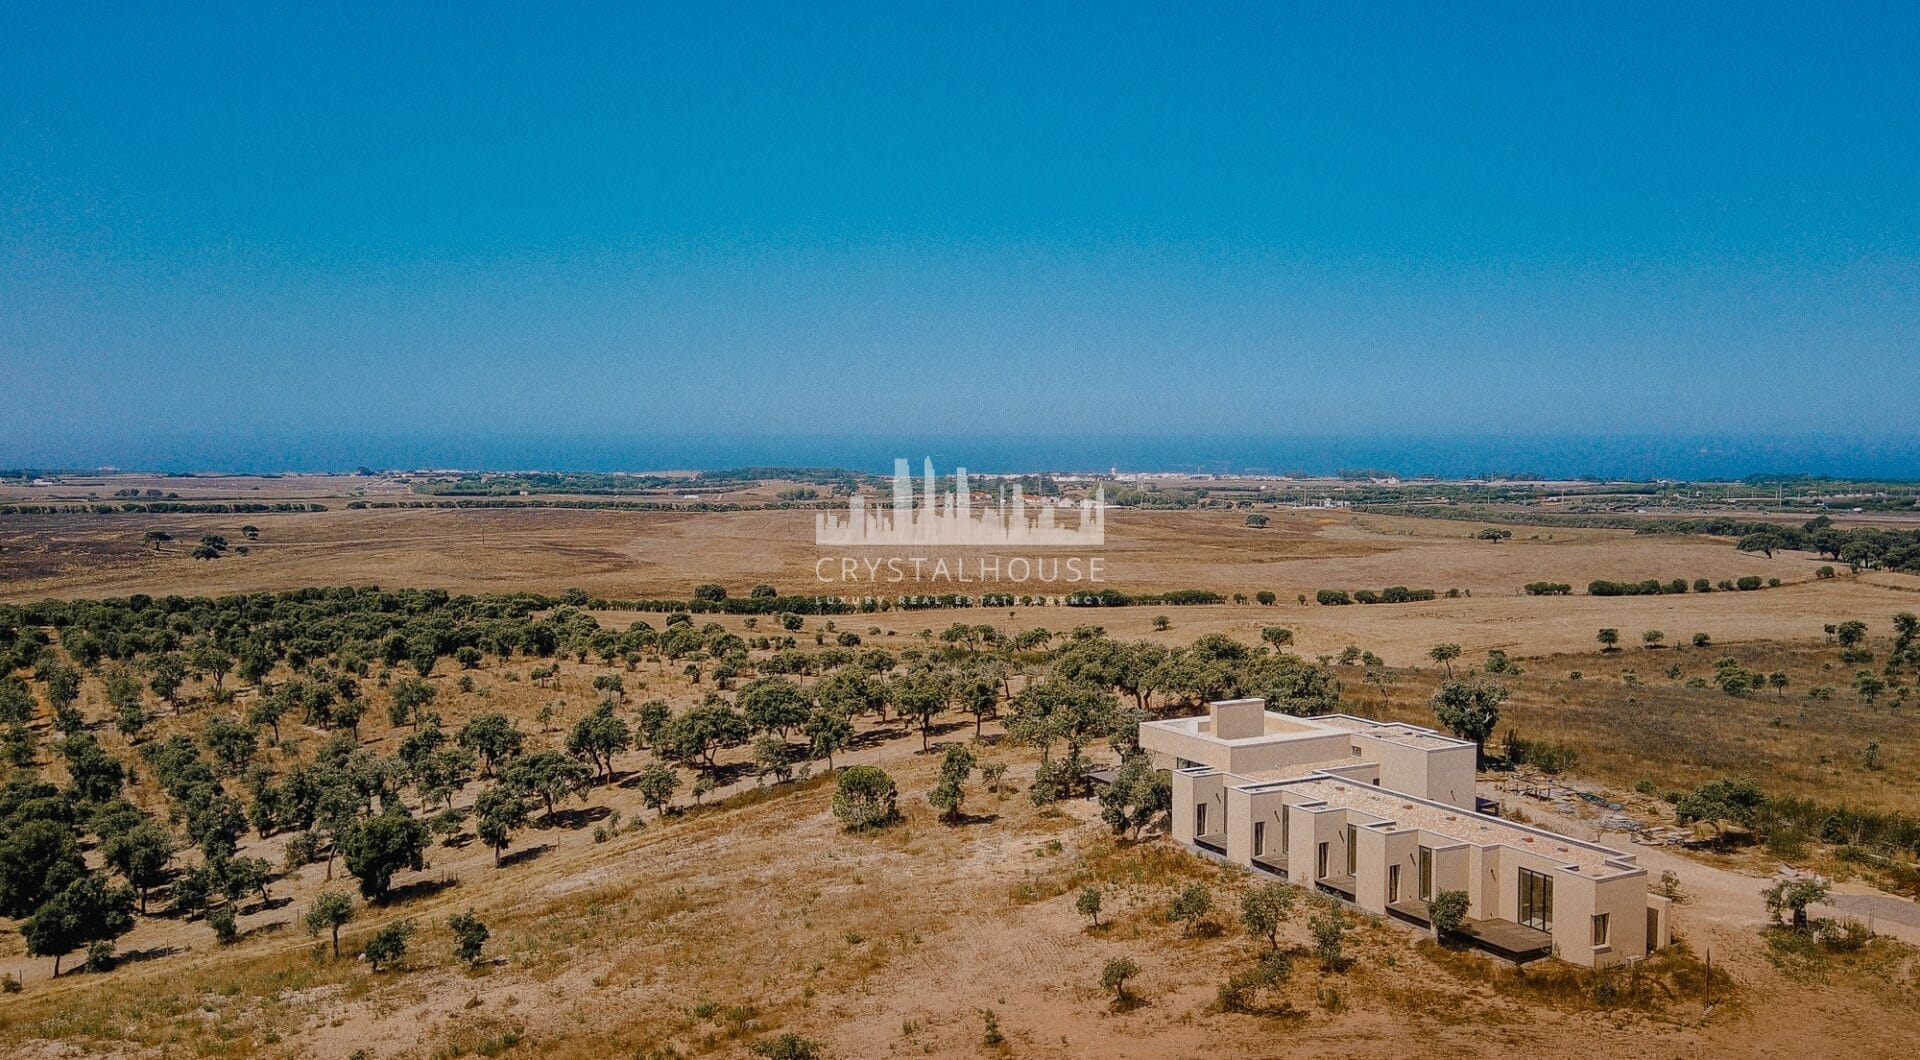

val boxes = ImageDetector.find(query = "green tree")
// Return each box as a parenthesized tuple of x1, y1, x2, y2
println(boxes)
(752, 733, 795, 784)
(1260, 626, 1294, 649)
(473, 783, 531, 866)
(304, 889, 356, 957)
(1169, 882, 1212, 936)
(43, 664, 81, 718)
(738, 677, 812, 738)
(145, 653, 188, 709)
(634, 762, 680, 817)
(219, 855, 273, 908)
(565, 703, 632, 782)
(1428, 889, 1471, 939)
(101, 821, 174, 913)
(817, 670, 888, 725)
(202, 715, 259, 776)
(207, 904, 239, 945)
(658, 702, 752, 773)
(1076, 885, 1104, 928)
(21, 872, 136, 976)
(55, 733, 126, 802)
(387, 677, 437, 729)
(363, 918, 415, 971)
(1597, 628, 1620, 652)
(339, 809, 429, 899)
(1674, 777, 1767, 835)
(1101, 956, 1140, 1004)
(1096, 753, 1170, 839)
(802, 707, 854, 770)
(891, 667, 951, 752)
(1309, 907, 1346, 968)
(1426, 643, 1462, 677)
(831, 766, 897, 831)
(1737, 532, 1785, 559)
(456, 712, 524, 776)
(1239, 882, 1297, 950)
(927, 744, 976, 823)
(448, 910, 490, 963)
(1430, 680, 1509, 769)
(0, 819, 87, 918)
(502, 750, 594, 822)
(1762, 877, 1831, 932)
(1642, 629, 1665, 648)
(190, 642, 234, 690)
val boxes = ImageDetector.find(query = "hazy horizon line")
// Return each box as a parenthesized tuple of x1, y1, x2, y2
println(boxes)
(6, 429, 1920, 483)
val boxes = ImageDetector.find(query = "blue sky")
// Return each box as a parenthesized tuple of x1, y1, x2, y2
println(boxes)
(3, 3, 1917, 471)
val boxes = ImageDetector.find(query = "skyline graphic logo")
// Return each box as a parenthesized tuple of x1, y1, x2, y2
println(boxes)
(815, 458, 1105, 547)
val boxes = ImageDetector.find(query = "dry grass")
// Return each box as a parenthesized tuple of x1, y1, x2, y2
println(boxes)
(6, 501, 1920, 1056)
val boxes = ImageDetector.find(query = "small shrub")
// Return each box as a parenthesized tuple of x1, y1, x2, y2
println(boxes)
(1169, 883, 1212, 936)
(1309, 909, 1346, 969)
(1654, 869, 1687, 903)
(1428, 890, 1471, 937)
(832, 766, 898, 831)
(363, 919, 416, 972)
(208, 905, 239, 945)
(750, 1034, 821, 1060)
(980, 1008, 1004, 1046)
(449, 910, 490, 964)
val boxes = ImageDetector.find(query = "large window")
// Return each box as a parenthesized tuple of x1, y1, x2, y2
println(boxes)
(1253, 821, 1265, 856)
(1316, 842, 1329, 879)
(1195, 802, 1208, 836)
(1591, 913, 1610, 947)
(1344, 825, 1357, 874)
(1519, 868, 1553, 932)
(1417, 847, 1433, 900)
(1388, 864, 1401, 904)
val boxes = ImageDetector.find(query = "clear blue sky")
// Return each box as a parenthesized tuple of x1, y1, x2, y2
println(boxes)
(3, 3, 1917, 471)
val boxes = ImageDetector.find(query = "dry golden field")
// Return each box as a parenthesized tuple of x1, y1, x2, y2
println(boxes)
(2, 498, 1918, 1057)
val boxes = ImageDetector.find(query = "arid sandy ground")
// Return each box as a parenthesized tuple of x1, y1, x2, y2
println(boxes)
(8, 507, 1915, 666)
(2, 501, 1917, 1057)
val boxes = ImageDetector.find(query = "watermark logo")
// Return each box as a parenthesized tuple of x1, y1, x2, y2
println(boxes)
(815, 458, 1105, 547)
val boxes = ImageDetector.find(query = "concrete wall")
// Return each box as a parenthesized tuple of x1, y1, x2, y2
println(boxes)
(1212, 699, 1266, 739)
(1471, 843, 1650, 967)
(1647, 894, 1673, 951)
(1352, 827, 1401, 912)
(1171, 770, 1228, 844)
(1228, 733, 1353, 774)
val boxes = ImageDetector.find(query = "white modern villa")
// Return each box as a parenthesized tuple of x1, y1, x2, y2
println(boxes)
(1139, 699, 1672, 967)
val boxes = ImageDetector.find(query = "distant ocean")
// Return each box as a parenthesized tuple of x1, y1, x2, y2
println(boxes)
(37, 432, 1920, 482)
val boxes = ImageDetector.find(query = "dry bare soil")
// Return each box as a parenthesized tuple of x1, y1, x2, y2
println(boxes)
(3, 501, 1919, 1057)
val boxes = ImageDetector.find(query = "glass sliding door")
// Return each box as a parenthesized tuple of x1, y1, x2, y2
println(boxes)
(1518, 868, 1553, 931)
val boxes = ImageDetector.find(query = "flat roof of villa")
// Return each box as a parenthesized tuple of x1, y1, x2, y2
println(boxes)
(1230, 772, 1638, 877)
(1314, 715, 1471, 751)
(1143, 709, 1472, 752)
(1241, 758, 1377, 783)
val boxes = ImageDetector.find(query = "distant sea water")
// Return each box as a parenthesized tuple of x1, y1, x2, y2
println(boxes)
(41, 432, 1920, 482)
